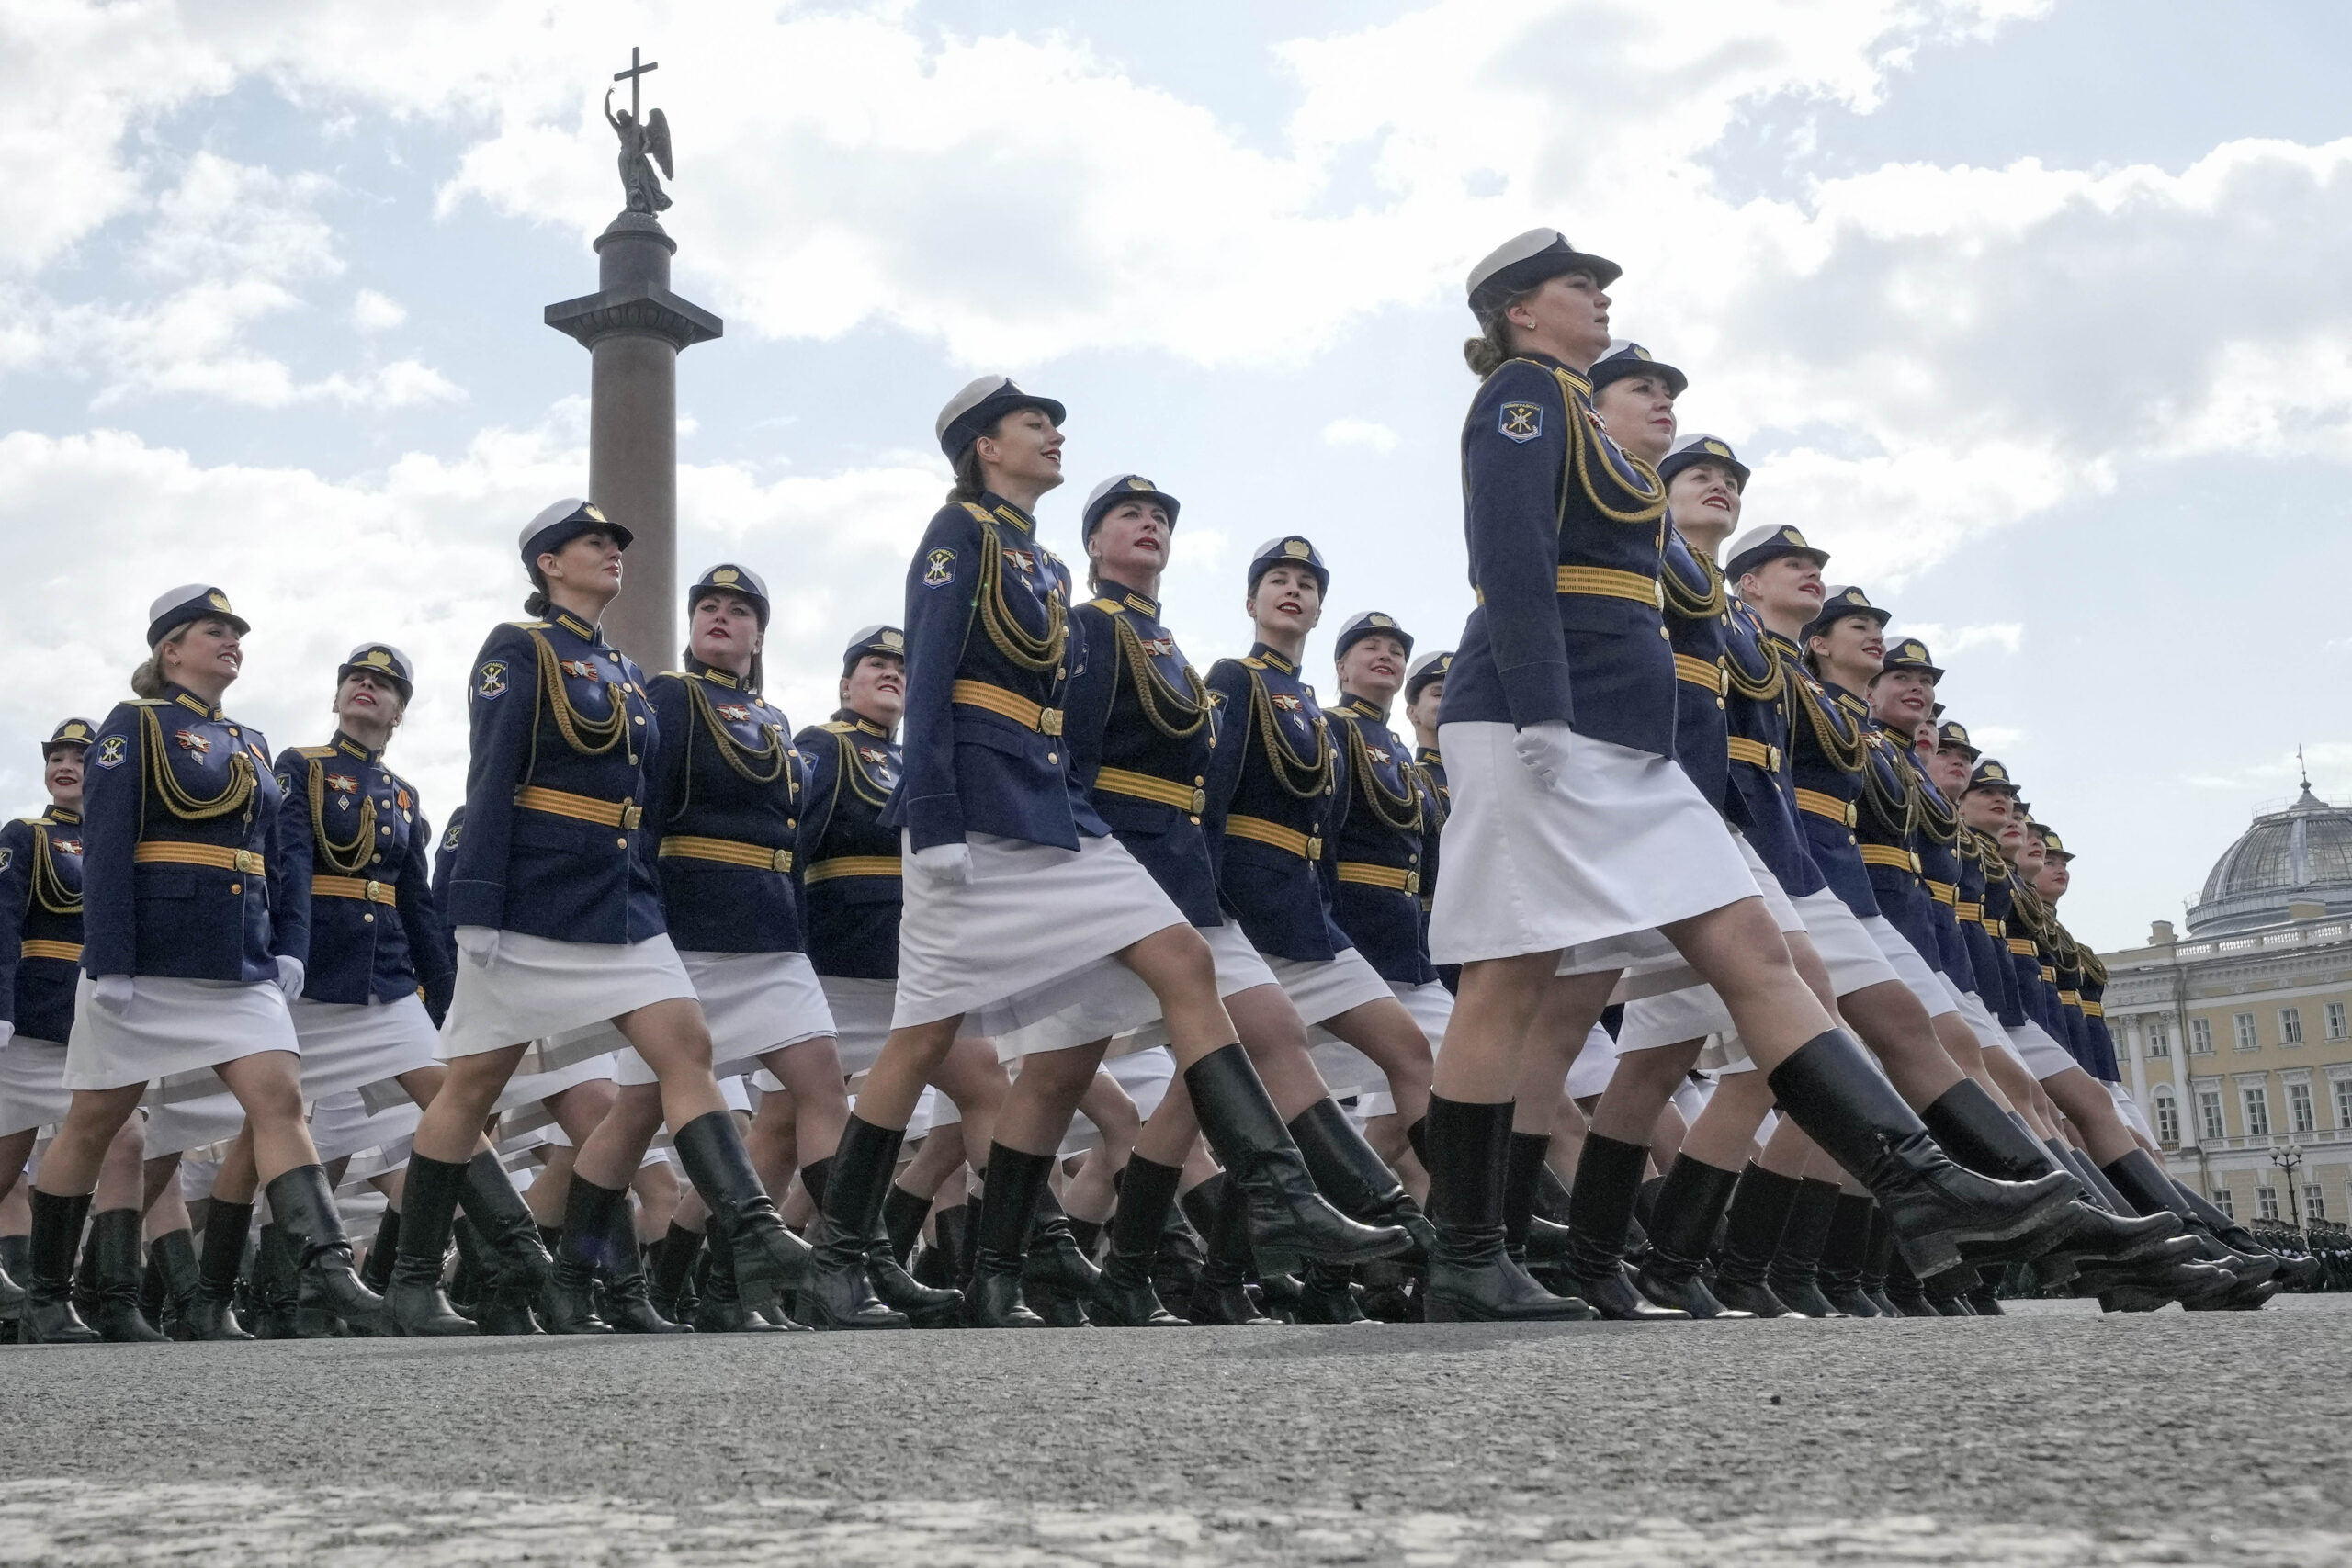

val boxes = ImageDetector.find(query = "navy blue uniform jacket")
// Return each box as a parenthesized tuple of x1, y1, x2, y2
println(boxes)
(648, 662, 807, 954)
(796, 713, 906, 981)
(0, 807, 85, 1043)
(272, 732, 452, 1011)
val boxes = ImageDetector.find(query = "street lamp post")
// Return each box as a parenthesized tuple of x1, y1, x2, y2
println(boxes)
(2270, 1142, 2307, 1238)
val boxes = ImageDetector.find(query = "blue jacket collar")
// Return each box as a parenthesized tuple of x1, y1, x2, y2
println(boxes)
(164, 683, 224, 721)
(1097, 577, 1159, 619)
(832, 708, 894, 740)
(329, 731, 381, 766)
(1249, 642, 1299, 677)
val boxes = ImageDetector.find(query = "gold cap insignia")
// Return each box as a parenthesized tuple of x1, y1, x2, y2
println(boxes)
(1985, 763, 2007, 780)
(582, 503, 608, 524)
(880, 629, 905, 650)
(1902, 642, 1925, 660)
(364, 649, 392, 668)
(62, 723, 87, 739)
(715, 568, 740, 585)
(207, 591, 232, 611)
(1703, 439, 1730, 457)
(1283, 539, 1311, 559)
(1128, 477, 1154, 491)
(1370, 614, 1394, 628)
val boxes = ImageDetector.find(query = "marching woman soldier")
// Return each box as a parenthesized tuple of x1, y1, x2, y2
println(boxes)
(0, 719, 167, 1342)
(785, 624, 996, 1328)
(271, 644, 548, 1337)
(383, 501, 812, 1337)
(23, 588, 382, 1342)
(1206, 543, 1435, 1161)
(798, 378, 1405, 1329)
(1422, 230, 2072, 1323)
(587, 565, 952, 1333)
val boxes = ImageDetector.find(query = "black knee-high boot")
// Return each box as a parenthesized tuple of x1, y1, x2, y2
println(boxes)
(359, 1207, 400, 1296)
(1883, 1247, 1939, 1316)
(807, 1156, 960, 1327)
(882, 1184, 931, 1267)
(1561, 1133, 1686, 1320)
(0, 1232, 28, 1339)
(797, 1114, 912, 1330)
(246, 1224, 298, 1337)
(20, 1190, 99, 1344)
(541, 1177, 621, 1334)
(1918, 1082, 2185, 1266)
(1287, 1099, 1438, 1262)
(673, 1111, 823, 1320)
(1766, 1031, 2075, 1276)
(1502, 1133, 1574, 1263)
(147, 1228, 202, 1339)
(599, 1191, 686, 1334)
(914, 1202, 963, 1288)
(1633, 1155, 1752, 1318)
(2099, 1151, 2278, 1308)
(457, 1151, 555, 1299)
(1419, 1094, 1592, 1323)
(83, 1208, 166, 1342)
(1024, 1183, 1102, 1298)
(1184, 1046, 1408, 1275)
(650, 1223, 703, 1324)
(1091, 1156, 1184, 1326)
(1708, 1164, 1803, 1318)
(966, 1145, 1051, 1328)
(266, 1165, 383, 1332)
(1182, 1173, 1272, 1325)
(1766, 1179, 1849, 1318)
(1815, 1193, 1881, 1317)
(383, 1154, 475, 1337)
(1860, 1205, 1901, 1316)
(185, 1198, 254, 1340)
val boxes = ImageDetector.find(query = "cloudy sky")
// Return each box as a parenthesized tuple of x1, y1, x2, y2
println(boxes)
(5, 0, 2346, 951)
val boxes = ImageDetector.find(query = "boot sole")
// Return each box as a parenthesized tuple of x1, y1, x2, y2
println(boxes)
(1894, 1181, 2077, 1276)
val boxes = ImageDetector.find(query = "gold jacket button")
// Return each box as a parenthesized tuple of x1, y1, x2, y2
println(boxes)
(633, 715, 645, 725)
(363, 913, 375, 924)
(616, 838, 628, 850)
(1046, 752, 1058, 764)
(228, 883, 242, 895)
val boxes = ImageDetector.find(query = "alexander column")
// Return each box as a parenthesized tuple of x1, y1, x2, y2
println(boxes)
(545, 48, 722, 673)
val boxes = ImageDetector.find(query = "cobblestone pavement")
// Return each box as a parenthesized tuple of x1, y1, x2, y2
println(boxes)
(4, 1297, 2345, 1565)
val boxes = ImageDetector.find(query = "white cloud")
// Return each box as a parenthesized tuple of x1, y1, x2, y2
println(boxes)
(1321, 418, 1397, 455)
(1966, 724, 2028, 751)
(1892, 621, 2024, 656)
(351, 289, 406, 333)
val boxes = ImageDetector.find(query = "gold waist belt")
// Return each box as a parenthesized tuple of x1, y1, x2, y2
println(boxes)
(134, 842, 263, 874)
(514, 785, 641, 829)
(659, 836, 792, 874)
(952, 680, 1061, 736)
(1336, 862, 1419, 894)
(802, 856, 901, 886)
(1227, 815, 1318, 859)
(311, 875, 397, 907)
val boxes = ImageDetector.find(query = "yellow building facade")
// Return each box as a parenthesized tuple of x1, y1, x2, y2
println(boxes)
(2101, 784, 2352, 1232)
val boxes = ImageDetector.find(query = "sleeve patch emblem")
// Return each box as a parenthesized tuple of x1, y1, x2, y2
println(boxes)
(1498, 402, 1543, 443)
(95, 735, 127, 770)
(0, 847, 12, 873)
(442, 822, 462, 851)
(476, 661, 508, 700)
(923, 548, 957, 588)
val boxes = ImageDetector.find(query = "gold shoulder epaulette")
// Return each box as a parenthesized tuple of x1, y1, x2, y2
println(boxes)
(1089, 596, 1124, 614)
(959, 502, 994, 523)
(294, 745, 334, 759)
(1240, 657, 1265, 670)
(504, 618, 551, 630)
(820, 721, 854, 733)
(126, 697, 167, 707)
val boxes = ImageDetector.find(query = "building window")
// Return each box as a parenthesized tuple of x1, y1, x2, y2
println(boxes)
(2328, 1002, 2348, 1041)
(2191, 1018, 2213, 1055)
(2154, 1089, 2179, 1145)
(2257, 1186, 2281, 1222)
(2199, 1089, 2227, 1142)
(2233, 1012, 2259, 1050)
(2243, 1086, 2272, 1137)
(2307, 1185, 2327, 1223)
(2289, 1080, 2317, 1134)
(2146, 1020, 2172, 1057)
(2211, 1188, 2234, 1220)
(2336, 1077, 2352, 1131)
(2280, 1007, 2303, 1045)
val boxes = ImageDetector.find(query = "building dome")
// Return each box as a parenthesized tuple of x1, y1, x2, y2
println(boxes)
(2187, 784, 2352, 936)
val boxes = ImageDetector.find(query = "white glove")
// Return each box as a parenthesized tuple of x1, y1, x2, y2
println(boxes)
(0, 1021, 13, 1050)
(912, 842, 973, 886)
(456, 927, 502, 969)
(273, 955, 306, 999)
(1513, 720, 1578, 792)
(92, 976, 135, 1017)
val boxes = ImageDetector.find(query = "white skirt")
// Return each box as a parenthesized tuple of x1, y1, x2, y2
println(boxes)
(1107, 922, 1285, 1060)
(611, 949, 838, 1087)
(440, 930, 696, 1060)
(1609, 834, 1802, 1002)
(1105, 1044, 1176, 1121)
(492, 1047, 617, 1119)
(145, 1088, 248, 1161)
(1862, 915, 1961, 1021)
(1793, 889, 1904, 998)
(1270, 948, 1393, 1029)
(1430, 721, 1754, 965)
(1565, 1022, 1619, 1100)
(902, 1084, 964, 1139)
(1308, 976, 1448, 1108)
(65, 974, 300, 1093)
(289, 993, 441, 1104)
(820, 976, 899, 1076)
(2109, 1083, 2156, 1143)
(894, 831, 1187, 1032)
(1946, 979, 2020, 1063)
(1696, 1032, 1758, 1076)
(0, 1039, 69, 1137)
(2008, 1021, 2078, 1080)
(307, 1088, 421, 1167)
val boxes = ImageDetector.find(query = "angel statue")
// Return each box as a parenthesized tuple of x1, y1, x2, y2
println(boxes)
(605, 88, 673, 215)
